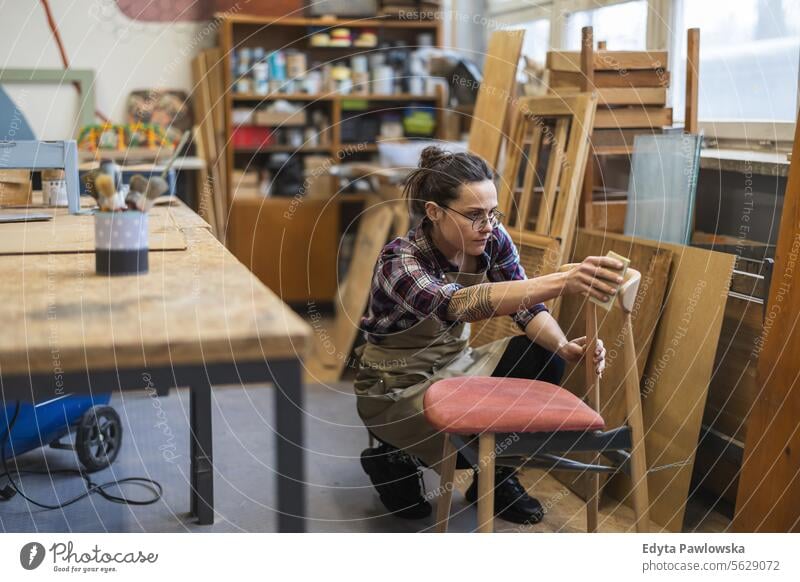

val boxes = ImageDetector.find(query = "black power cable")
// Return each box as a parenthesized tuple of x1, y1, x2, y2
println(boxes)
(0, 401, 162, 509)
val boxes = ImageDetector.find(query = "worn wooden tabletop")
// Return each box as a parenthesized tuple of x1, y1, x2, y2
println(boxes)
(0, 198, 310, 376)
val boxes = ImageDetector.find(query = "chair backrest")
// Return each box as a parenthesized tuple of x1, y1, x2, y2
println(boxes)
(497, 93, 597, 254)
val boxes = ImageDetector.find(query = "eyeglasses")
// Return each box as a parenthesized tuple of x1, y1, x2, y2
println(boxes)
(439, 204, 505, 232)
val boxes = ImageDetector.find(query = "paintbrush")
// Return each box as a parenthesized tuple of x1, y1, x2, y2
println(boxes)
(160, 130, 191, 181)
(94, 174, 118, 212)
(81, 169, 100, 200)
(125, 174, 148, 211)
(99, 159, 122, 192)
(141, 176, 169, 212)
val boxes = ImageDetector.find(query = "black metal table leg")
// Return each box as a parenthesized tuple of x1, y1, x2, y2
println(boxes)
(189, 385, 198, 518)
(189, 381, 214, 525)
(270, 359, 305, 533)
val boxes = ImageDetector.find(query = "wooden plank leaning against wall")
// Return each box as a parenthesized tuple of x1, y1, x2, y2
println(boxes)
(733, 110, 800, 533)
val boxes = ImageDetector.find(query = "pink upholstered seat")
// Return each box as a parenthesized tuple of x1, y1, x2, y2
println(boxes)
(423, 376, 605, 434)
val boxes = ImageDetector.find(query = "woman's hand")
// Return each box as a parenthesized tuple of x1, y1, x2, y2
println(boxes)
(556, 336, 607, 376)
(562, 256, 625, 302)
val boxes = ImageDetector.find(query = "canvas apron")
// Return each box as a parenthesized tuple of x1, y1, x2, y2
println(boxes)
(354, 268, 513, 471)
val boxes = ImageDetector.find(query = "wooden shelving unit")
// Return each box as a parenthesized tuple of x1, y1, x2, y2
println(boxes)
(217, 12, 445, 303)
(232, 93, 440, 101)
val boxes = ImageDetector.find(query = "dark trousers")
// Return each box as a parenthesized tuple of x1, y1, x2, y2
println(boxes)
(491, 334, 565, 384)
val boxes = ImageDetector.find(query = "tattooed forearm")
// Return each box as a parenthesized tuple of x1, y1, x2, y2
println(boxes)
(447, 283, 496, 321)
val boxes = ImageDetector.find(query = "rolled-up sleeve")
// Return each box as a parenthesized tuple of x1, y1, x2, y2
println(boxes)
(376, 250, 464, 321)
(488, 224, 549, 332)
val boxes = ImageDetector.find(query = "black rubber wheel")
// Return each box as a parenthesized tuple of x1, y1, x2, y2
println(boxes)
(76, 405, 122, 473)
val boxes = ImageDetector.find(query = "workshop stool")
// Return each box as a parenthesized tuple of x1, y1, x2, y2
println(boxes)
(423, 266, 650, 533)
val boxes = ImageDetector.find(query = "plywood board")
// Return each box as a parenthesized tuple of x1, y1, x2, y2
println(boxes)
(0, 206, 187, 255)
(192, 49, 228, 240)
(306, 196, 395, 382)
(467, 30, 525, 170)
(552, 231, 672, 500)
(585, 230, 735, 532)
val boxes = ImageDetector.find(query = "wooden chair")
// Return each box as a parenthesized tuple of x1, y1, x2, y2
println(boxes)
(424, 264, 650, 533)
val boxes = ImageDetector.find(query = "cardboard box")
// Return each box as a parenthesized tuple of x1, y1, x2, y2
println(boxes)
(0, 169, 33, 206)
(303, 156, 334, 200)
(232, 169, 262, 199)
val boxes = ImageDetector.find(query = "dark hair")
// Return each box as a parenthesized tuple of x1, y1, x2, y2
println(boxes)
(403, 146, 493, 222)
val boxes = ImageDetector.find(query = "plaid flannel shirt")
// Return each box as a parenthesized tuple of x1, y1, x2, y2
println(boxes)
(361, 219, 549, 343)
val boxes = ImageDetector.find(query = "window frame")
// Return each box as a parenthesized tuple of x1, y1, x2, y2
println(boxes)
(484, 0, 800, 139)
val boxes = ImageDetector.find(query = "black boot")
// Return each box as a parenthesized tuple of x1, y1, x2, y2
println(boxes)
(360, 444, 432, 519)
(466, 466, 544, 524)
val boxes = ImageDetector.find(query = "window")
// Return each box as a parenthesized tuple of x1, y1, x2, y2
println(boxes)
(672, 0, 800, 123)
(519, 18, 551, 65)
(563, 0, 647, 51)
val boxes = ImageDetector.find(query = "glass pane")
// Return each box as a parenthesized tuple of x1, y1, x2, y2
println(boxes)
(564, 1, 647, 51)
(624, 133, 704, 245)
(673, 0, 800, 122)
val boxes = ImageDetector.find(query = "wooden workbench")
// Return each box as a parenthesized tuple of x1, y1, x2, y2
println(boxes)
(0, 197, 311, 531)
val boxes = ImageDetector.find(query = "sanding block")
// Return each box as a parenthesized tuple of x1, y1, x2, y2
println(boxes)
(590, 250, 630, 311)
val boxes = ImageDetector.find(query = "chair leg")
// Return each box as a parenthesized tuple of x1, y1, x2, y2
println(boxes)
(586, 472, 599, 532)
(477, 433, 496, 533)
(435, 435, 458, 533)
(585, 303, 601, 533)
(623, 314, 650, 532)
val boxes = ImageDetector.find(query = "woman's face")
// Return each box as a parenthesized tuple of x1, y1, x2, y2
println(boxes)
(425, 179, 499, 257)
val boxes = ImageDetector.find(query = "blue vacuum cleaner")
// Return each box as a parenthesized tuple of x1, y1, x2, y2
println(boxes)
(1, 394, 122, 473)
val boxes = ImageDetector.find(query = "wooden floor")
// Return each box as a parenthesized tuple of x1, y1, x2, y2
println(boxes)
(514, 469, 728, 533)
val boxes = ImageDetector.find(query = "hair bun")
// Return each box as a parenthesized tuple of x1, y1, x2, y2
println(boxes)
(418, 145, 452, 169)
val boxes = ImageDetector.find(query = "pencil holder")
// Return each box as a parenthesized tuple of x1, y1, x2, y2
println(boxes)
(94, 211, 149, 276)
